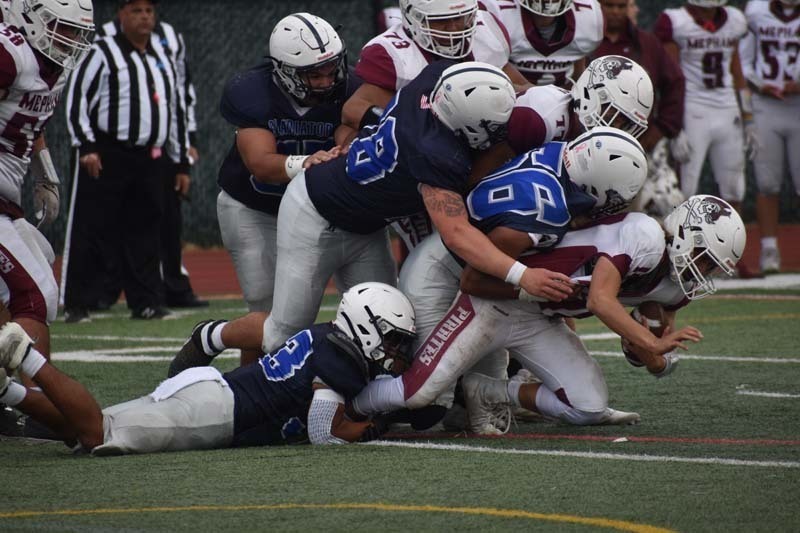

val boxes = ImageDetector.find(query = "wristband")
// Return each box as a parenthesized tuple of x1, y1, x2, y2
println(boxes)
(284, 155, 309, 179)
(504, 261, 526, 286)
(359, 105, 384, 130)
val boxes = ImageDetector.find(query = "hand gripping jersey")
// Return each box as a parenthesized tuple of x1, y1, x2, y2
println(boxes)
(507, 84, 573, 153)
(217, 63, 360, 215)
(0, 23, 66, 207)
(482, 0, 603, 86)
(655, 6, 748, 108)
(520, 212, 671, 317)
(466, 141, 595, 249)
(223, 323, 371, 446)
(355, 11, 510, 92)
(305, 60, 471, 234)
(740, 1, 800, 88)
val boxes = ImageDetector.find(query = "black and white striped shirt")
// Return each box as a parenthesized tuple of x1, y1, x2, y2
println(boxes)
(65, 31, 190, 170)
(95, 19, 197, 142)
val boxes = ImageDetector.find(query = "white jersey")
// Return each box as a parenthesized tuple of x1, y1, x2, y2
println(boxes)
(521, 212, 668, 317)
(0, 23, 67, 207)
(656, 6, 747, 108)
(508, 84, 572, 152)
(739, 1, 800, 89)
(482, 0, 603, 86)
(355, 11, 510, 91)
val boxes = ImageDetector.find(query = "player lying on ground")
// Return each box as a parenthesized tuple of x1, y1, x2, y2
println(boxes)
(352, 195, 744, 433)
(0, 283, 419, 455)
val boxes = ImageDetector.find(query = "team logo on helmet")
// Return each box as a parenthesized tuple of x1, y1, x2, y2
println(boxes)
(594, 57, 634, 81)
(690, 196, 733, 225)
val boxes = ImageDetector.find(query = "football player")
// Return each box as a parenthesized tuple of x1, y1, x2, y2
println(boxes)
(353, 195, 741, 433)
(343, 0, 527, 253)
(0, 283, 417, 454)
(459, 195, 744, 431)
(654, 2, 754, 215)
(738, 0, 800, 274)
(480, 0, 604, 87)
(169, 61, 576, 379)
(216, 14, 357, 365)
(0, 0, 94, 361)
(396, 127, 648, 418)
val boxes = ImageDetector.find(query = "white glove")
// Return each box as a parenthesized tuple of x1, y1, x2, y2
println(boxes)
(743, 119, 759, 161)
(669, 130, 692, 163)
(30, 148, 60, 228)
(650, 352, 679, 379)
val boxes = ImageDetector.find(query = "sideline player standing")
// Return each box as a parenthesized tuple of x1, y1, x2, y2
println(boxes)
(739, 0, 800, 274)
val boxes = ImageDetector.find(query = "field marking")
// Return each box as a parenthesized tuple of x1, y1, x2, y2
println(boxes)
(0, 502, 674, 532)
(736, 390, 800, 399)
(383, 432, 800, 447)
(365, 441, 800, 469)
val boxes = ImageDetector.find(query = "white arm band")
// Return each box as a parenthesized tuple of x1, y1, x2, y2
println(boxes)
(504, 261, 527, 287)
(284, 155, 309, 179)
(307, 388, 348, 445)
(31, 148, 60, 184)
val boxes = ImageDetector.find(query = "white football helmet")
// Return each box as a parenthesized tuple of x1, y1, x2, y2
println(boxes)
(334, 282, 417, 365)
(268, 13, 347, 104)
(563, 127, 648, 219)
(572, 55, 654, 139)
(663, 195, 745, 300)
(630, 138, 685, 219)
(518, 0, 574, 16)
(431, 61, 516, 150)
(6, 0, 94, 70)
(687, 0, 727, 7)
(399, 0, 478, 59)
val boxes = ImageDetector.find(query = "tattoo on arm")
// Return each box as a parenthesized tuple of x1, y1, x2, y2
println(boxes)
(421, 185, 466, 218)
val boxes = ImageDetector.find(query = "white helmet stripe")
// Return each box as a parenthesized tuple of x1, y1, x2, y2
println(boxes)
(567, 129, 646, 159)
(291, 13, 327, 53)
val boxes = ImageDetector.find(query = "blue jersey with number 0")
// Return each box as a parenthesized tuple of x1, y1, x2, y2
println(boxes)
(217, 63, 360, 215)
(223, 323, 369, 446)
(305, 60, 471, 234)
(466, 141, 595, 245)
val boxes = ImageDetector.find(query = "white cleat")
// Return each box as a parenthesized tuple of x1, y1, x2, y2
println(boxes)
(0, 323, 33, 372)
(600, 407, 641, 426)
(462, 373, 511, 434)
(760, 247, 780, 275)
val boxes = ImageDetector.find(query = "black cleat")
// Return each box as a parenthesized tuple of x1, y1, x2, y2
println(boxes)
(167, 320, 222, 378)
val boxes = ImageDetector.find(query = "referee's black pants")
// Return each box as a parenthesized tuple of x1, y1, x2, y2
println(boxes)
(64, 138, 164, 314)
(159, 166, 195, 304)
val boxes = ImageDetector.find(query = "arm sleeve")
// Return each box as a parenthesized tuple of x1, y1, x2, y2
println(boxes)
(507, 106, 548, 154)
(0, 44, 18, 89)
(307, 388, 349, 445)
(738, 28, 760, 89)
(65, 47, 104, 154)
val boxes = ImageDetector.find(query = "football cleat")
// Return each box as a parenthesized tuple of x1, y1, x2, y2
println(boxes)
(167, 320, 222, 378)
(462, 373, 511, 435)
(598, 407, 640, 426)
(0, 323, 34, 372)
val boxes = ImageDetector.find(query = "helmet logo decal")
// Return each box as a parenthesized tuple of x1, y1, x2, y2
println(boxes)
(687, 196, 733, 225)
(594, 56, 634, 81)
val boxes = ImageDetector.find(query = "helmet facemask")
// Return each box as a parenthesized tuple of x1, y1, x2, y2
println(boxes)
(519, 0, 574, 17)
(587, 99, 649, 139)
(274, 52, 348, 106)
(402, 2, 478, 59)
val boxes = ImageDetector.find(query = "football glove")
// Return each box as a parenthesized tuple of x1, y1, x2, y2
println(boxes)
(743, 119, 759, 161)
(669, 130, 692, 164)
(30, 148, 60, 228)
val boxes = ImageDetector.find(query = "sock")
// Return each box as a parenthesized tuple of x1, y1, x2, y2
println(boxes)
(761, 237, 777, 250)
(0, 380, 27, 406)
(199, 320, 227, 355)
(507, 380, 522, 408)
(351, 376, 405, 416)
(20, 347, 47, 378)
(534, 385, 570, 419)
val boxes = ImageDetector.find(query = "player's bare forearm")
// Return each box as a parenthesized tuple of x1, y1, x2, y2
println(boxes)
(334, 123, 357, 148)
(460, 227, 533, 298)
(341, 83, 394, 130)
(237, 127, 291, 183)
(502, 62, 532, 92)
(422, 184, 515, 280)
(730, 47, 747, 91)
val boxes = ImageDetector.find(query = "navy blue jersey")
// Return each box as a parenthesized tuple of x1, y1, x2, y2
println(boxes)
(305, 60, 472, 234)
(223, 323, 369, 446)
(217, 63, 360, 215)
(466, 142, 595, 249)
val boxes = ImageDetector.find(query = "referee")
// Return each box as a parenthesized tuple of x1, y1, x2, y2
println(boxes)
(62, 0, 191, 322)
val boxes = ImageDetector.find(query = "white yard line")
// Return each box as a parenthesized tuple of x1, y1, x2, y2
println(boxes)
(736, 390, 800, 399)
(365, 441, 800, 469)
